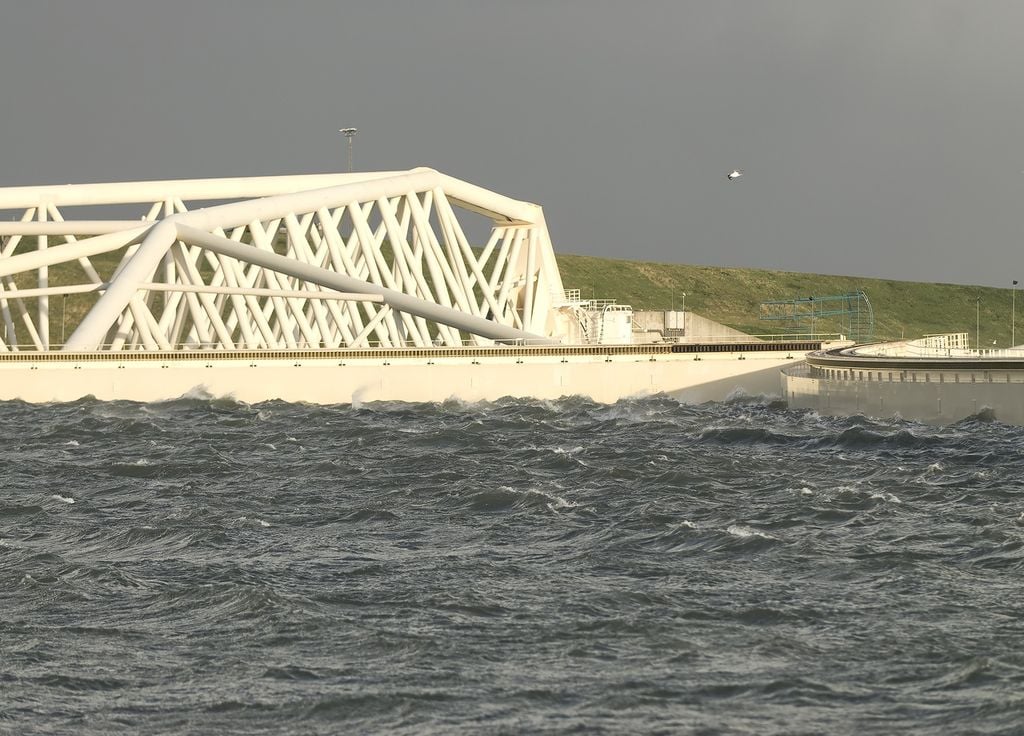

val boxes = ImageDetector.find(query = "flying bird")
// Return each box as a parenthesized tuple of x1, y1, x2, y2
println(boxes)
(727, 169, 743, 181)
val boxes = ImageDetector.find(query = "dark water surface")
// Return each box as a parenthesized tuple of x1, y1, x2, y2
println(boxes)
(3, 396, 1024, 734)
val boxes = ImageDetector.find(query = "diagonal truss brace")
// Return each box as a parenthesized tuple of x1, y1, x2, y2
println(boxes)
(63, 223, 556, 350)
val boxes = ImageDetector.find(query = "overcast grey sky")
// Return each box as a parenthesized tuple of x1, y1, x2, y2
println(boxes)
(1, 1, 1022, 286)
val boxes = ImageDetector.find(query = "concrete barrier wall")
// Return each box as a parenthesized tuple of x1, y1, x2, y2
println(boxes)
(784, 371, 1024, 425)
(633, 311, 758, 343)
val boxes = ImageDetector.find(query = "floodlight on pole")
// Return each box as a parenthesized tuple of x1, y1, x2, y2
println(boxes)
(339, 128, 358, 172)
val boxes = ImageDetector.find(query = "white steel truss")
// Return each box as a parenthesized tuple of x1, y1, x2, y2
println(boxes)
(0, 168, 568, 352)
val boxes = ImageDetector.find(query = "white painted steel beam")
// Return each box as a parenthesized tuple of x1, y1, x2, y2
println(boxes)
(0, 229, 150, 279)
(172, 225, 555, 345)
(0, 221, 147, 236)
(8, 282, 384, 301)
(0, 168, 567, 353)
(0, 172, 405, 209)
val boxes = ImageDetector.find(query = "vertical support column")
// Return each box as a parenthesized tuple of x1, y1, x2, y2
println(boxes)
(523, 228, 537, 333)
(37, 205, 48, 350)
(161, 200, 177, 334)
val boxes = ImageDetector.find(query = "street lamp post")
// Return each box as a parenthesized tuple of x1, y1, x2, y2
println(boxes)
(809, 296, 815, 338)
(1013, 280, 1018, 348)
(976, 297, 981, 353)
(339, 128, 358, 172)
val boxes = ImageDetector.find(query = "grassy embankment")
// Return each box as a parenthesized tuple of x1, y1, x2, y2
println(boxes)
(8, 242, 1017, 348)
(556, 252, 1018, 346)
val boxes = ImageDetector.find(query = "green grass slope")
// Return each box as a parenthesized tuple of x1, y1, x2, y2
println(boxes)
(10, 242, 1014, 349)
(556, 252, 1018, 346)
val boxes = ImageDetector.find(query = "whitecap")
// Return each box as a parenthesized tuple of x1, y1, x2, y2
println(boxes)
(180, 386, 215, 401)
(63, 440, 80, 447)
(553, 446, 585, 456)
(536, 492, 579, 511)
(870, 492, 901, 504)
(503, 485, 580, 513)
(544, 496, 580, 512)
(51, 494, 75, 504)
(727, 524, 776, 540)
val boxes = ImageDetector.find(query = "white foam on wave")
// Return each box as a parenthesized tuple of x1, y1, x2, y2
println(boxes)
(237, 516, 271, 527)
(829, 484, 861, 498)
(645, 453, 672, 467)
(551, 445, 588, 467)
(180, 386, 215, 401)
(51, 494, 75, 504)
(553, 446, 585, 456)
(503, 485, 581, 513)
(870, 492, 901, 504)
(680, 520, 699, 529)
(63, 440, 79, 447)
(727, 524, 776, 540)
(723, 388, 782, 408)
(349, 386, 372, 409)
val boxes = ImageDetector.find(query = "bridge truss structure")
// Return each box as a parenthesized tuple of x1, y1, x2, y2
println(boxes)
(0, 168, 568, 353)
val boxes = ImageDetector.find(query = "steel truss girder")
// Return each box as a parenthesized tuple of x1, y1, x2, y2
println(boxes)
(0, 169, 566, 352)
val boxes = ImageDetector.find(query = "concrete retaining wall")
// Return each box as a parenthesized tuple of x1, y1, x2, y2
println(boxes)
(633, 311, 759, 344)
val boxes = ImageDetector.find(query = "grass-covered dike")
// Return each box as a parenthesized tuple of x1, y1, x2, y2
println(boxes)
(557, 251, 1020, 346)
(13, 242, 1017, 349)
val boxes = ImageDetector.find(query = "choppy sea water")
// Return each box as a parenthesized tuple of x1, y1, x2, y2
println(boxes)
(3, 395, 1024, 735)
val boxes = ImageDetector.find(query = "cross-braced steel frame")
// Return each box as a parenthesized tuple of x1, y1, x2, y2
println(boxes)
(0, 168, 567, 352)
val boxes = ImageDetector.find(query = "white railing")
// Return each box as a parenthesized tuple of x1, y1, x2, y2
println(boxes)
(850, 332, 1024, 359)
